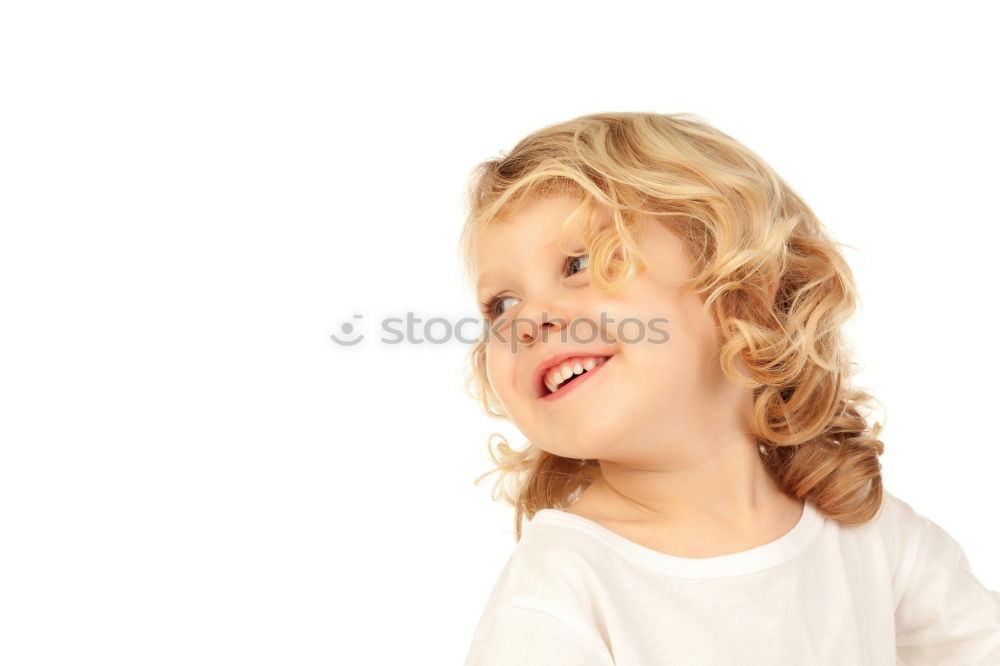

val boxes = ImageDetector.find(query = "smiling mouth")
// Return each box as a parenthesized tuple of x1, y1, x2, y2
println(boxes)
(541, 356, 612, 401)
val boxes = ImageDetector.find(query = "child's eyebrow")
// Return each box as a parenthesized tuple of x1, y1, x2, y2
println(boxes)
(475, 271, 503, 295)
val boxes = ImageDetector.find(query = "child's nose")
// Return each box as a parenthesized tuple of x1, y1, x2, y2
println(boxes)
(513, 305, 569, 346)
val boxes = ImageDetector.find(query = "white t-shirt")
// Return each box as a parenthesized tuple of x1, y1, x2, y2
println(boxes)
(463, 490, 1000, 665)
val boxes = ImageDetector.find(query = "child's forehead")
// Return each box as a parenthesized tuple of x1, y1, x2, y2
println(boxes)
(499, 193, 590, 224)
(479, 200, 591, 246)
(479, 217, 576, 244)
(475, 218, 582, 263)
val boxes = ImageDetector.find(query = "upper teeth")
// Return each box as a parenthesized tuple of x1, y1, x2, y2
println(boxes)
(544, 356, 606, 394)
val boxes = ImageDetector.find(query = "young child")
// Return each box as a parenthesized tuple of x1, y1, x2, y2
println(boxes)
(458, 112, 1000, 665)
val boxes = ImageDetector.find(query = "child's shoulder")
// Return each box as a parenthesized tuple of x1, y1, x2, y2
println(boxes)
(866, 488, 977, 596)
(500, 510, 610, 589)
(846, 488, 932, 556)
(869, 487, 941, 545)
(872, 487, 921, 529)
(467, 511, 609, 646)
(485, 509, 626, 607)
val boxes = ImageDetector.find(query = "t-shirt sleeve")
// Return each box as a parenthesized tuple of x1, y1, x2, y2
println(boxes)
(463, 602, 615, 666)
(893, 501, 1000, 665)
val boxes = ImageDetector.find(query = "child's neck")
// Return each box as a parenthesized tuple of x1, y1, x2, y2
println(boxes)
(564, 469, 804, 559)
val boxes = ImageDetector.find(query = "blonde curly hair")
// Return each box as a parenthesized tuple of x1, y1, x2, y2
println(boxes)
(459, 111, 885, 541)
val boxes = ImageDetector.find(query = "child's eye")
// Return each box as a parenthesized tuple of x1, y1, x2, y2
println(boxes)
(478, 253, 590, 322)
(479, 294, 518, 320)
(566, 253, 589, 277)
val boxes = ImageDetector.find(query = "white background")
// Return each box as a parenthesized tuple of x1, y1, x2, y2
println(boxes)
(1, 1, 997, 663)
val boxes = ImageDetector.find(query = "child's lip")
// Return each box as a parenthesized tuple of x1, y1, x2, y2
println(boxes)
(534, 352, 614, 398)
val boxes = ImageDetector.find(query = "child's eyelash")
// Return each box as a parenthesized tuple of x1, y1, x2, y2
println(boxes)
(479, 253, 589, 321)
(479, 294, 504, 320)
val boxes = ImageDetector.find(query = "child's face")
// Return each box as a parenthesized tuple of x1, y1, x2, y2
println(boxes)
(475, 194, 751, 466)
